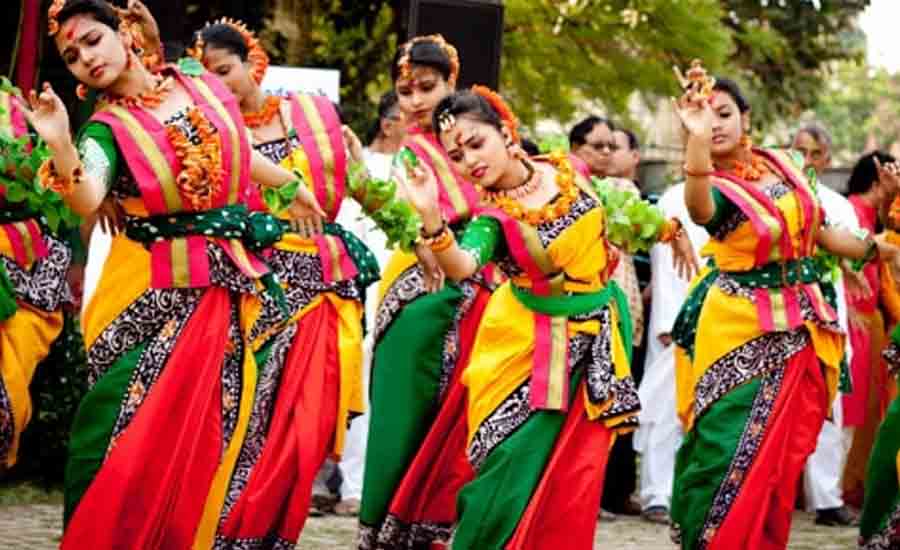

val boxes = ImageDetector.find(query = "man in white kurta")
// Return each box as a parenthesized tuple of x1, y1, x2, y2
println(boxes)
(634, 182, 709, 523)
(794, 125, 859, 526)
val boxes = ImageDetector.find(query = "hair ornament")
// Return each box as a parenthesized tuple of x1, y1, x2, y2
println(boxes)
(191, 18, 270, 84)
(397, 34, 460, 85)
(47, 0, 67, 36)
(471, 85, 520, 144)
(437, 110, 457, 133)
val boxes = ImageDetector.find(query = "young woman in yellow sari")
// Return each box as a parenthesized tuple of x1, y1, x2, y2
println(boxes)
(397, 88, 696, 549)
(26, 1, 324, 547)
(0, 87, 76, 474)
(670, 68, 899, 550)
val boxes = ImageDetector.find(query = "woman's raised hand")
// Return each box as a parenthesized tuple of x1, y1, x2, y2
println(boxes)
(671, 230, 700, 280)
(18, 83, 72, 149)
(342, 125, 365, 164)
(672, 84, 715, 145)
(397, 162, 440, 220)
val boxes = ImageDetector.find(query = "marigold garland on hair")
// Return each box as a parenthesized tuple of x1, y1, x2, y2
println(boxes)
(397, 34, 460, 85)
(471, 85, 520, 144)
(47, 0, 66, 36)
(191, 18, 270, 85)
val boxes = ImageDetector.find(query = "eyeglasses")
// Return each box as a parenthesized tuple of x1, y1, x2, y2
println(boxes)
(587, 140, 620, 153)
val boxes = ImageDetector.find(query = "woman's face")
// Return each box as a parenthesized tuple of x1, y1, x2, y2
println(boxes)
(395, 66, 452, 130)
(709, 91, 749, 157)
(203, 46, 256, 103)
(56, 14, 129, 90)
(440, 116, 510, 188)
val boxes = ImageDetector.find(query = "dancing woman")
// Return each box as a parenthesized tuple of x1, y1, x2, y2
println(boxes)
(28, 1, 324, 547)
(358, 35, 503, 547)
(669, 66, 898, 550)
(187, 19, 388, 545)
(398, 89, 695, 549)
(859, 165, 900, 549)
(0, 86, 78, 473)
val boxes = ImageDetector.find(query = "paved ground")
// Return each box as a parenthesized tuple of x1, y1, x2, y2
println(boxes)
(0, 504, 858, 549)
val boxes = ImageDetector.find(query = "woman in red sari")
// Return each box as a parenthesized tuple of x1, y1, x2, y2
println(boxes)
(27, 1, 324, 547)
(843, 151, 894, 507)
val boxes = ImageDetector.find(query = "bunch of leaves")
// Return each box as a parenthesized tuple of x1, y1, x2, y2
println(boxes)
(591, 176, 665, 254)
(0, 79, 81, 234)
(537, 133, 570, 155)
(262, 178, 302, 215)
(347, 161, 421, 252)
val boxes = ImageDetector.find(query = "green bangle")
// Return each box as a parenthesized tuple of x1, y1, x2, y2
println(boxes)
(851, 239, 878, 272)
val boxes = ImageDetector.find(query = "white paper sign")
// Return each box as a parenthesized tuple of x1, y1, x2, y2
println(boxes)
(261, 66, 341, 104)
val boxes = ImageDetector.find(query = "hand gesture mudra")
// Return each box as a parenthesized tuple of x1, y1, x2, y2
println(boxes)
(18, 83, 72, 149)
(875, 157, 900, 196)
(286, 184, 326, 237)
(341, 125, 364, 164)
(115, 0, 161, 49)
(671, 64, 715, 143)
(397, 162, 440, 218)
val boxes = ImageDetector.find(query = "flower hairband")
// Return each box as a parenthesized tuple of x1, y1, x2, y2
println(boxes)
(397, 34, 460, 85)
(471, 85, 520, 144)
(189, 18, 270, 85)
(47, 0, 66, 36)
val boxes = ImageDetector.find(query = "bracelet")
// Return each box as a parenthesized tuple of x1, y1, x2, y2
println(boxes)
(420, 222, 454, 252)
(38, 159, 83, 196)
(659, 217, 684, 243)
(420, 219, 448, 240)
(851, 238, 879, 272)
(683, 164, 714, 178)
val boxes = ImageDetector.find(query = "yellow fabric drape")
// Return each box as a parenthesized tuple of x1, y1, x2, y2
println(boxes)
(0, 304, 63, 466)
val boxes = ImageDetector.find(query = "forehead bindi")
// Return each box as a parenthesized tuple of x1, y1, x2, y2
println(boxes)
(58, 15, 98, 51)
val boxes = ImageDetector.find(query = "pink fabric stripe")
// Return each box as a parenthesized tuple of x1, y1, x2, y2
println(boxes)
(312, 94, 347, 212)
(530, 313, 553, 409)
(334, 237, 358, 281)
(92, 111, 170, 215)
(755, 288, 775, 332)
(712, 180, 775, 266)
(480, 207, 548, 287)
(8, 98, 28, 142)
(314, 235, 335, 284)
(198, 72, 251, 199)
(403, 131, 479, 224)
(783, 287, 804, 328)
(187, 236, 210, 287)
(176, 73, 234, 208)
(2, 224, 27, 266)
(219, 240, 269, 279)
(243, 184, 266, 212)
(289, 95, 330, 219)
(23, 219, 47, 259)
(715, 173, 794, 262)
(150, 241, 174, 288)
(758, 149, 819, 255)
(13, 0, 40, 92)
(803, 284, 837, 323)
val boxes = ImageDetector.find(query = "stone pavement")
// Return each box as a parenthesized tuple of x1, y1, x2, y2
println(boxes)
(0, 505, 858, 549)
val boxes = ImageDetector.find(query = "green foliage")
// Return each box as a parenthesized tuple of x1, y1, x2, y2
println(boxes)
(501, 0, 732, 128)
(590, 176, 665, 253)
(346, 161, 421, 251)
(0, 79, 81, 234)
(259, 1, 399, 139)
(262, 178, 301, 214)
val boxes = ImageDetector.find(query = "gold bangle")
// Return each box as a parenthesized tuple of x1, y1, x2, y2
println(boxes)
(427, 226, 455, 252)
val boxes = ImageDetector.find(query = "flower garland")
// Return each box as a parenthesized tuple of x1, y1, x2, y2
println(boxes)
(492, 152, 578, 226)
(191, 18, 270, 85)
(244, 95, 282, 129)
(100, 74, 175, 110)
(720, 152, 771, 182)
(165, 107, 224, 211)
(471, 85, 520, 144)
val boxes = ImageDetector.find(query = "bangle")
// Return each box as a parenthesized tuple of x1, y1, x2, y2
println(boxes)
(659, 217, 684, 243)
(38, 159, 83, 196)
(420, 223, 454, 252)
(683, 164, 714, 178)
(420, 219, 447, 240)
(851, 238, 879, 272)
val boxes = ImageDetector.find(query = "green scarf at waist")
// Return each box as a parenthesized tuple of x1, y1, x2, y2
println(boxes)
(510, 280, 633, 363)
(0, 261, 17, 321)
